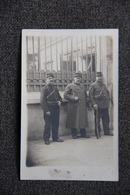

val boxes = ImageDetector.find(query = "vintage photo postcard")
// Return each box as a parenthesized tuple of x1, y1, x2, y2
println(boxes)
(21, 29, 118, 180)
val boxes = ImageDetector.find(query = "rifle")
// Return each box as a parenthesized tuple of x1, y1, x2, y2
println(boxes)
(96, 108, 99, 139)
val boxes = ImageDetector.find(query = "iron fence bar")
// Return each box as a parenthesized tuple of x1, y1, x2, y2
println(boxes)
(86, 36, 88, 72)
(38, 36, 41, 91)
(56, 37, 58, 85)
(90, 36, 92, 81)
(26, 36, 29, 91)
(71, 36, 73, 77)
(26, 36, 29, 73)
(32, 36, 35, 69)
(50, 37, 52, 72)
(100, 36, 101, 72)
(66, 37, 68, 79)
(81, 36, 83, 72)
(95, 36, 97, 72)
(38, 37, 41, 72)
(62, 37, 65, 90)
(32, 36, 36, 91)
(77, 37, 78, 71)
(61, 37, 63, 79)
(44, 36, 47, 74)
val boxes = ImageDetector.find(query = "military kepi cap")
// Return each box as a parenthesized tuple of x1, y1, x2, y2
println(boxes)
(46, 72, 54, 78)
(96, 72, 102, 77)
(74, 72, 82, 78)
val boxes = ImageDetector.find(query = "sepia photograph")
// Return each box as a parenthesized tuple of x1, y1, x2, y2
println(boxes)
(21, 29, 118, 180)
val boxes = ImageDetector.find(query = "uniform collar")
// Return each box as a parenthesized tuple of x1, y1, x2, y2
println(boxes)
(96, 81, 103, 86)
(73, 81, 81, 85)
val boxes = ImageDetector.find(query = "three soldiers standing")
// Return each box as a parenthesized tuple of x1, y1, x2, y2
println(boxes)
(40, 71, 113, 145)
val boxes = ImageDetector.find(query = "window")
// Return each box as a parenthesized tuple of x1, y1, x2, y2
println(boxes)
(26, 36, 96, 92)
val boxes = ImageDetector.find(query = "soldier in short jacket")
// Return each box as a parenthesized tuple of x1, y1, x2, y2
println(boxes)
(89, 72, 113, 136)
(40, 73, 64, 145)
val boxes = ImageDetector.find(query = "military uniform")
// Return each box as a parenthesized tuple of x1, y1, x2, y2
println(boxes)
(64, 72, 89, 138)
(40, 80, 62, 142)
(89, 75, 111, 135)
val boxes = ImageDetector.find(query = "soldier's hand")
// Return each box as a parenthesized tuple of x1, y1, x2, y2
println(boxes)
(75, 97, 79, 101)
(86, 98, 90, 102)
(93, 104, 98, 110)
(46, 111, 51, 115)
(57, 101, 61, 106)
(100, 91, 103, 95)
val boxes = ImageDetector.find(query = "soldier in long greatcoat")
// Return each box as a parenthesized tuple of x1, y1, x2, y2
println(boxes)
(64, 72, 90, 139)
(40, 72, 64, 145)
(89, 71, 113, 136)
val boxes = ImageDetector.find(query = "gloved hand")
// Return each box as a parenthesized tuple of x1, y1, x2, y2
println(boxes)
(93, 104, 98, 110)
(75, 97, 79, 101)
(57, 101, 61, 106)
(46, 111, 51, 115)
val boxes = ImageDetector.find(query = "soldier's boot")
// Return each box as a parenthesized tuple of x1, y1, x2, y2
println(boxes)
(45, 140, 50, 145)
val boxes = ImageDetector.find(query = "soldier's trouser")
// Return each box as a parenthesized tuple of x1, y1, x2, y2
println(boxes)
(44, 106, 59, 141)
(71, 128, 86, 137)
(94, 108, 110, 135)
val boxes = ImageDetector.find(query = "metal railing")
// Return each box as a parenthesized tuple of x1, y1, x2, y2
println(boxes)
(27, 70, 96, 92)
(26, 36, 97, 92)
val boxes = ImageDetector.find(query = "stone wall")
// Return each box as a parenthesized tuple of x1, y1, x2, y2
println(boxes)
(27, 102, 96, 140)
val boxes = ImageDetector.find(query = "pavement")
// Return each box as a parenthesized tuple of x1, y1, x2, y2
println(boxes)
(26, 134, 114, 167)
(25, 133, 118, 181)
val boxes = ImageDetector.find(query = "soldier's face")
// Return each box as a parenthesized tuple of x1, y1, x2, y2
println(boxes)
(46, 77, 54, 85)
(74, 77, 81, 84)
(96, 76, 102, 83)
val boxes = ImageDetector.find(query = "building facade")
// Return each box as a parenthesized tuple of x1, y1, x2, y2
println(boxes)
(26, 35, 113, 140)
